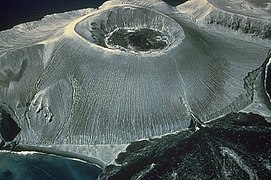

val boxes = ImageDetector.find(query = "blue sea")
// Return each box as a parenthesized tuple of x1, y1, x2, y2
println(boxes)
(0, 151, 102, 180)
(0, 0, 187, 31)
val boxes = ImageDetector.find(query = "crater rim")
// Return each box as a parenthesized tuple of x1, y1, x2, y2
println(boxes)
(74, 4, 185, 55)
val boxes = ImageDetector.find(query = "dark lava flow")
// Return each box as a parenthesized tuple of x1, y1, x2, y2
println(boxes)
(99, 113, 271, 179)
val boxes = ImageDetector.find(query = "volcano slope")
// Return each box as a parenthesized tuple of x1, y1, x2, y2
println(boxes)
(0, 0, 270, 164)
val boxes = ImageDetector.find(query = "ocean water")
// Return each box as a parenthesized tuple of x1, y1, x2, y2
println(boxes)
(0, 0, 187, 31)
(0, 151, 102, 180)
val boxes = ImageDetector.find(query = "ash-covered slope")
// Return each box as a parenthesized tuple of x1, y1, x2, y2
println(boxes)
(0, 0, 270, 163)
(177, 0, 271, 47)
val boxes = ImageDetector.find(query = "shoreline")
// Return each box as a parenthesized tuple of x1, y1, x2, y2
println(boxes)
(0, 145, 106, 169)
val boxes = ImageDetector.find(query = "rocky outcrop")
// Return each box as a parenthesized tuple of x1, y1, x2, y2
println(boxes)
(206, 10, 271, 40)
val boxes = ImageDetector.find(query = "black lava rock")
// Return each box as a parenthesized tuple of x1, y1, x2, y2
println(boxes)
(99, 113, 271, 180)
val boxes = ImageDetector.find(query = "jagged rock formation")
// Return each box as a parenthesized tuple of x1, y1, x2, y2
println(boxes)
(0, 0, 270, 164)
(177, 0, 271, 47)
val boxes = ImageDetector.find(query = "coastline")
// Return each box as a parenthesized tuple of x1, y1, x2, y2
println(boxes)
(0, 145, 106, 169)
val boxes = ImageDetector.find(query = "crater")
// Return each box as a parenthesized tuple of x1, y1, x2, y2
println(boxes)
(105, 28, 169, 52)
(75, 5, 184, 53)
